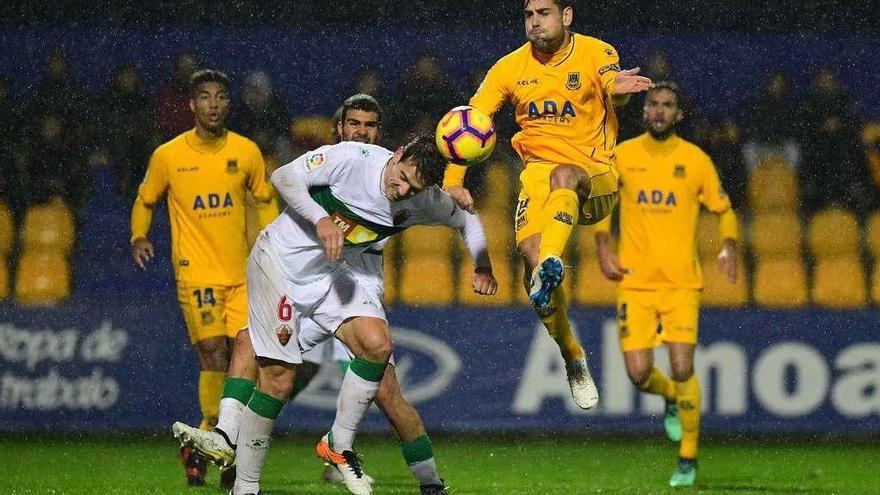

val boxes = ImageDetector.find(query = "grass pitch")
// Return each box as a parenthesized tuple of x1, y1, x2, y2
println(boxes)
(0, 433, 875, 494)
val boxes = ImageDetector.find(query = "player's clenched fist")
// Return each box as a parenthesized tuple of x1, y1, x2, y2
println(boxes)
(316, 217, 346, 261)
(473, 267, 498, 295)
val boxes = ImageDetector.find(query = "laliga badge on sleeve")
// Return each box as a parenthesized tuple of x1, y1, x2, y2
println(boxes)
(304, 153, 326, 172)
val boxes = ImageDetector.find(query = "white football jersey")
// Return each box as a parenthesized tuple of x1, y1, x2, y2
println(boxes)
(267, 142, 467, 284)
(345, 238, 387, 294)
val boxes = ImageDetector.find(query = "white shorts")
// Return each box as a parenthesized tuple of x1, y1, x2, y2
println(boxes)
(300, 326, 355, 364)
(300, 334, 330, 364)
(248, 233, 387, 365)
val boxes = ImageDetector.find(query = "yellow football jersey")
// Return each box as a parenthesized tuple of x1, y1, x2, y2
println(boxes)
(596, 133, 737, 289)
(131, 129, 275, 286)
(446, 33, 624, 186)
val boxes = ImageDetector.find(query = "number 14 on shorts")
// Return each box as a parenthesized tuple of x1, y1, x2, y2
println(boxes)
(192, 288, 216, 308)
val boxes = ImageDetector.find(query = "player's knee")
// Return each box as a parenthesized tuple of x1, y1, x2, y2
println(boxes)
(357, 327, 393, 361)
(549, 165, 581, 190)
(196, 337, 230, 371)
(628, 368, 651, 387)
(366, 341, 393, 362)
(671, 364, 694, 382)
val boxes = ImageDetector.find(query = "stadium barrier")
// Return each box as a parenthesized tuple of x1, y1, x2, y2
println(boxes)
(2, 300, 877, 433)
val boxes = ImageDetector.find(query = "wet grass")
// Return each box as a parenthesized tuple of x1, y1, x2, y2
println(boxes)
(0, 433, 875, 494)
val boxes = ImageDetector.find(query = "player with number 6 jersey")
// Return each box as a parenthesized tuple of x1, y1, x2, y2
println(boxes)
(228, 135, 498, 495)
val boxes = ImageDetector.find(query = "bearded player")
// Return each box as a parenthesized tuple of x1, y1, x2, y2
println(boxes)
(444, 0, 653, 409)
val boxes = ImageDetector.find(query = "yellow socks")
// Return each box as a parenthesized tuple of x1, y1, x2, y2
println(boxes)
(537, 286, 584, 362)
(198, 370, 226, 430)
(638, 367, 677, 402)
(538, 188, 579, 261)
(674, 375, 701, 459)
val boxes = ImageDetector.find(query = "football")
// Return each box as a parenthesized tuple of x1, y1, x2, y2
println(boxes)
(435, 105, 497, 165)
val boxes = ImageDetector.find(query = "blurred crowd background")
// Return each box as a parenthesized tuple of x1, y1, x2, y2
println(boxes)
(1, 1, 879, 308)
(3, 1, 879, 32)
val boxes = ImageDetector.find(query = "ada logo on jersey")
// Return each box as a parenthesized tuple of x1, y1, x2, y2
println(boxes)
(193, 192, 234, 210)
(226, 159, 238, 174)
(637, 189, 678, 206)
(528, 100, 577, 118)
(674, 164, 687, 178)
(304, 153, 326, 172)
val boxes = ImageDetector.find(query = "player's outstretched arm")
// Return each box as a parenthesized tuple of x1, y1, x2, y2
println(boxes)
(444, 199, 497, 295)
(613, 67, 655, 95)
(717, 238, 737, 284)
(461, 222, 497, 296)
(595, 231, 628, 281)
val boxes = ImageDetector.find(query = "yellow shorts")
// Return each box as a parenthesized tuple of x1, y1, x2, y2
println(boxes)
(177, 282, 248, 344)
(616, 288, 700, 352)
(514, 160, 619, 245)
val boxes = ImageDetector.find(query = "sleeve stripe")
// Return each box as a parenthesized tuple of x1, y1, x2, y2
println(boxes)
(601, 97, 609, 150)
